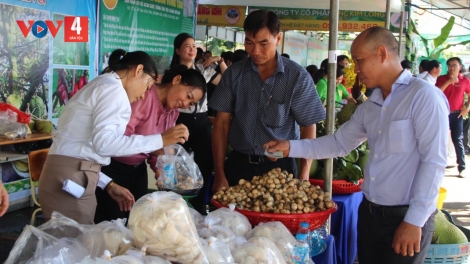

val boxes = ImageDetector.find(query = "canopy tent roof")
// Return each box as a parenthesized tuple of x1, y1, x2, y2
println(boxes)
(412, 0, 470, 35)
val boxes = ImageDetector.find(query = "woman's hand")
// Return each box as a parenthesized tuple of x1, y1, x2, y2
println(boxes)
(107, 183, 135, 211)
(161, 124, 189, 146)
(0, 182, 9, 217)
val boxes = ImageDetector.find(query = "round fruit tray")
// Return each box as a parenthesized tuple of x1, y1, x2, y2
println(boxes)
(309, 179, 363, 194)
(212, 199, 337, 234)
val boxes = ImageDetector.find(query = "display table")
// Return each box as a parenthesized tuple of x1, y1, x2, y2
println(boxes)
(312, 235, 338, 264)
(330, 191, 363, 264)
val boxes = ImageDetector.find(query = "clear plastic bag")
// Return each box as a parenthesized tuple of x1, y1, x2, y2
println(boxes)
(229, 236, 247, 252)
(245, 222, 296, 264)
(197, 217, 237, 247)
(128, 191, 208, 264)
(0, 109, 27, 139)
(77, 218, 132, 258)
(5, 225, 90, 264)
(38, 211, 87, 239)
(205, 204, 252, 237)
(201, 237, 235, 264)
(189, 207, 205, 225)
(232, 237, 286, 264)
(124, 246, 171, 264)
(155, 144, 203, 190)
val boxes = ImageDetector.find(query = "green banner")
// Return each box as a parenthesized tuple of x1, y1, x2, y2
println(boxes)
(99, 0, 196, 72)
(250, 6, 385, 31)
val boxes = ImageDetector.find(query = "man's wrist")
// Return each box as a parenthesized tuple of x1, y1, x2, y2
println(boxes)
(105, 180, 114, 192)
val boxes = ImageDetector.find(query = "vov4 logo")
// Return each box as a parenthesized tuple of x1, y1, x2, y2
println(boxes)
(16, 16, 88, 42)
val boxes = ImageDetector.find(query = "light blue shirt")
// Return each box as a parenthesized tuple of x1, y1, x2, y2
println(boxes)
(289, 70, 449, 227)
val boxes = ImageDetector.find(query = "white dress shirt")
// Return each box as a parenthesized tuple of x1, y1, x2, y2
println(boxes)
(416, 71, 428, 79)
(50, 72, 163, 188)
(422, 73, 437, 85)
(289, 71, 449, 227)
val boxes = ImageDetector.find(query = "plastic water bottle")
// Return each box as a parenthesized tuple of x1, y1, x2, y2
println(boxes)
(292, 233, 310, 264)
(317, 221, 328, 240)
(297, 222, 311, 255)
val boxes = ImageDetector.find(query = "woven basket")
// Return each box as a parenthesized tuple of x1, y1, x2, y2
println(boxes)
(211, 199, 337, 234)
(309, 179, 363, 194)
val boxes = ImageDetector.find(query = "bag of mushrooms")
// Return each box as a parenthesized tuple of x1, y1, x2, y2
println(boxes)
(128, 191, 209, 264)
(155, 144, 203, 192)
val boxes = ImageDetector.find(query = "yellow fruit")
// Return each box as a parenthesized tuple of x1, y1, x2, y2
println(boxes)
(13, 160, 29, 172)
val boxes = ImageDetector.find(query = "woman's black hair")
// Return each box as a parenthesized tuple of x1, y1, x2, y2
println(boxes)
(161, 64, 207, 95)
(170, 33, 194, 67)
(306, 65, 318, 80)
(313, 59, 329, 84)
(101, 49, 157, 80)
(336, 65, 345, 78)
(232, 49, 249, 64)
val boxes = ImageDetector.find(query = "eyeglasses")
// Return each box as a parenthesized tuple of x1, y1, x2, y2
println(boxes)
(448, 64, 460, 68)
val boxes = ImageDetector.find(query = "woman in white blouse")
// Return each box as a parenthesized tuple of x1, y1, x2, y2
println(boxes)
(39, 49, 192, 224)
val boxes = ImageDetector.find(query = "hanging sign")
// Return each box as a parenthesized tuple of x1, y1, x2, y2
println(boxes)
(197, 5, 246, 27)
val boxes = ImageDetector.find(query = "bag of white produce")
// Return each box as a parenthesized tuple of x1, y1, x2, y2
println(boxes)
(232, 237, 286, 264)
(125, 246, 171, 264)
(128, 191, 208, 264)
(201, 237, 234, 264)
(245, 221, 296, 264)
(77, 218, 132, 258)
(189, 207, 205, 225)
(155, 144, 203, 191)
(205, 204, 252, 237)
(197, 217, 236, 246)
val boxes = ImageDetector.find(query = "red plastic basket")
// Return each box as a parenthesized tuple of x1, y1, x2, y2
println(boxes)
(309, 179, 363, 194)
(211, 199, 337, 234)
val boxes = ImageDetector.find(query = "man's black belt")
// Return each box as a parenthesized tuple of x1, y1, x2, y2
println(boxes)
(363, 197, 409, 218)
(231, 150, 274, 164)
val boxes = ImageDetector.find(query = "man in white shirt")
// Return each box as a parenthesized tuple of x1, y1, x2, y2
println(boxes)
(416, 59, 429, 79)
(420, 60, 442, 85)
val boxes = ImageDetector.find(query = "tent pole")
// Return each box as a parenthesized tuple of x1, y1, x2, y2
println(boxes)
(385, 0, 392, 29)
(398, 0, 405, 58)
(325, 0, 339, 197)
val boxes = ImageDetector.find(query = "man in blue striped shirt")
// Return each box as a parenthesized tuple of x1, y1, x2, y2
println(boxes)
(209, 10, 325, 192)
(265, 27, 449, 264)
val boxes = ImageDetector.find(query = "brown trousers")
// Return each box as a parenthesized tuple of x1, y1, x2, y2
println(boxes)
(38, 155, 101, 224)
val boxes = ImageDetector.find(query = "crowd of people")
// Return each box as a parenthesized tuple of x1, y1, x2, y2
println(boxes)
(0, 8, 469, 264)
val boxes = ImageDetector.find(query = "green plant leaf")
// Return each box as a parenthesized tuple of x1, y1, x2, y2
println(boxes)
(410, 20, 430, 57)
(434, 16, 455, 49)
(432, 39, 470, 59)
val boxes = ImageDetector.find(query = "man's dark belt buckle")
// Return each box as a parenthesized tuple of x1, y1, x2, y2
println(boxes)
(248, 155, 263, 164)
(369, 202, 385, 217)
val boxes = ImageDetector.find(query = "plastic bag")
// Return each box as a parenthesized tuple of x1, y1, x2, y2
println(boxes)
(77, 218, 132, 258)
(245, 222, 296, 264)
(189, 207, 205, 225)
(0, 103, 30, 123)
(128, 191, 208, 264)
(6, 225, 96, 264)
(38, 211, 87, 239)
(125, 246, 172, 264)
(229, 236, 247, 252)
(205, 204, 252, 237)
(197, 217, 236, 247)
(201, 237, 235, 264)
(101, 250, 143, 264)
(155, 144, 203, 190)
(231, 237, 286, 264)
(0, 109, 27, 139)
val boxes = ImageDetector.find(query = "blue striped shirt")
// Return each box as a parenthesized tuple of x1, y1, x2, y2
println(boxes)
(209, 53, 325, 156)
(289, 70, 449, 227)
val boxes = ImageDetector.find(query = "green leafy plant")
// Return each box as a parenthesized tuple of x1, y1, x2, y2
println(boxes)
(410, 16, 470, 59)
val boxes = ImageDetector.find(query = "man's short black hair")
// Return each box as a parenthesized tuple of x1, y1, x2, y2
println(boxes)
(244, 9, 280, 37)
(337, 55, 349, 63)
(419, 59, 429, 69)
(281, 53, 290, 59)
(425, 60, 440, 72)
(401, 59, 412, 70)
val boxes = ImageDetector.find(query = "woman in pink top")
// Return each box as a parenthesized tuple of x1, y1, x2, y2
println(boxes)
(94, 65, 207, 222)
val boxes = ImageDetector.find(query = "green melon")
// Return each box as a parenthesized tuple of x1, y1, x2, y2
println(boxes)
(30, 95, 46, 119)
(432, 210, 468, 244)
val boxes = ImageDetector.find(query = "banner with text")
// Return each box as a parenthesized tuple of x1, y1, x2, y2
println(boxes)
(100, 0, 196, 74)
(197, 5, 245, 28)
(250, 6, 385, 32)
(0, 0, 96, 194)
